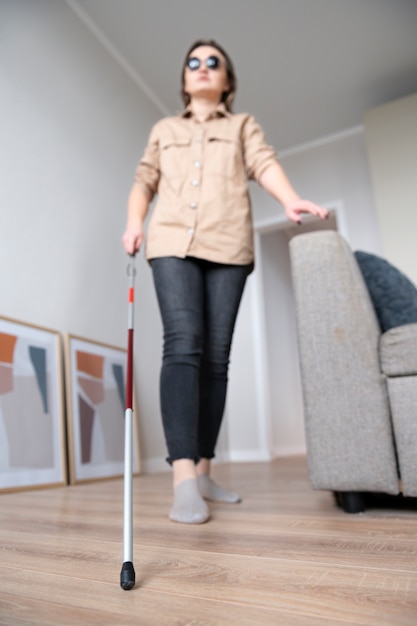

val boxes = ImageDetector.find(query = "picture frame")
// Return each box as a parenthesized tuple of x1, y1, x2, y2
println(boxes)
(64, 334, 141, 484)
(0, 315, 67, 492)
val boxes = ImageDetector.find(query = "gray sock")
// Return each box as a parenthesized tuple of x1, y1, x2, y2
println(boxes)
(198, 474, 241, 503)
(169, 478, 210, 524)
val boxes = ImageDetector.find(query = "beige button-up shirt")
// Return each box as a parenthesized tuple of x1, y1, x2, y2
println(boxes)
(134, 104, 279, 265)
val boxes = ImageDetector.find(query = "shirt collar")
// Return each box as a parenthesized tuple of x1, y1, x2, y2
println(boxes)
(180, 102, 230, 120)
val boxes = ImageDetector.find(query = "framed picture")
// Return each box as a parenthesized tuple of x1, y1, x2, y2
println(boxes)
(64, 334, 141, 483)
(0, 316, 67, 491)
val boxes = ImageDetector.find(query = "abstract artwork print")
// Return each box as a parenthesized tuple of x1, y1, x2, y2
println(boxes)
(0, 317, 66, 491)
(65, 335, 140, 483)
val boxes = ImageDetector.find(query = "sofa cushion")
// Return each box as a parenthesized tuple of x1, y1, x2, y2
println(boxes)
(354, 251, 417, 332)
(380, 324, 417, 376)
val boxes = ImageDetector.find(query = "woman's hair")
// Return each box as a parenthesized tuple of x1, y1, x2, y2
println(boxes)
(181, 39, 237, 112)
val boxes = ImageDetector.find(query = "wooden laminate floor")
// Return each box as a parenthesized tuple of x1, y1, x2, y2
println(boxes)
(1, 456, 417, 625)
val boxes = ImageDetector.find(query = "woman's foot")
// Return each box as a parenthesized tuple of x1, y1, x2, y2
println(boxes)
(169, 459, 209, 524)
(196, 458, 241, 503)
(197, 474, 241, 503)
(169, 478, 210, 524)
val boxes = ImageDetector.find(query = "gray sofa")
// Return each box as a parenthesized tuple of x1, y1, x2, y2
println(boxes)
(289, 230, 417, 512)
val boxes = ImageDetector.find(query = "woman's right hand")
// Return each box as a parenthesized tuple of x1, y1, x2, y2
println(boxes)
(122, 223, 144, 256)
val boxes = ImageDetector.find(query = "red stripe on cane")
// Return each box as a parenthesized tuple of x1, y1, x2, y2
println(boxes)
(126, 328, 134, 409)
(128, 287, 134, 303)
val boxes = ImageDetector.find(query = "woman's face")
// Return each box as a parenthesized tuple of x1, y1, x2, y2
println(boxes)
(183, 45, 229, 104)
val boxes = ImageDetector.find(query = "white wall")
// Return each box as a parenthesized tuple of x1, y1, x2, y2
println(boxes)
(0, 1, 164, 471)
(363, 92, 417, 285)
(251, 127, 382, 252)
(0, 2, 384, 471)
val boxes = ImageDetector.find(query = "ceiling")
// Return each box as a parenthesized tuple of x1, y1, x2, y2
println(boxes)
(70, 0, 417, 151)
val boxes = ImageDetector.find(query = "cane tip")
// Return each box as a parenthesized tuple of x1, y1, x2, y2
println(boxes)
(120, 561, 136, 590)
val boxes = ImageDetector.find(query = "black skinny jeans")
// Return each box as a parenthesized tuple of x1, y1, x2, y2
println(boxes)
(151, 256, 251, 464)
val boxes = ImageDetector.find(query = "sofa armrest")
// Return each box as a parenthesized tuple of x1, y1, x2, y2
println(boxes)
(290, 231, 399, 494)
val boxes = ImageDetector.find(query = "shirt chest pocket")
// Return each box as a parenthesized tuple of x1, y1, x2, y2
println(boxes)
(205, 132, 245, 179)
(159, 136, 191, 178)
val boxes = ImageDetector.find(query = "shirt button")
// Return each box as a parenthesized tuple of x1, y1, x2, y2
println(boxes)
(190, 202, 197, 209)
(188, 228, 194, 236)
(194, 160, 201, 168)
(192, 179, 199, 187)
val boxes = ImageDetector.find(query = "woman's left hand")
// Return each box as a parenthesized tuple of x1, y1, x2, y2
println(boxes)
(285, 199, 329, 224)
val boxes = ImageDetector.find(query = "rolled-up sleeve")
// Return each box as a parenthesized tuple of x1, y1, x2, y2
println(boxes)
(242, 115, 279, 182)
(134, 123, 161, 200)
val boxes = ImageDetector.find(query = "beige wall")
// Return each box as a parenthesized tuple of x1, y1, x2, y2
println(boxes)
(363, 92, 417, 284)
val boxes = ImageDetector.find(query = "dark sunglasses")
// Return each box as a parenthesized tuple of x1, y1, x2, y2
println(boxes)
(186, 55, 222, 71)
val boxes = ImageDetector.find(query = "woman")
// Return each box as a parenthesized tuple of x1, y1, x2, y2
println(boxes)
(122, 40, 328, 524)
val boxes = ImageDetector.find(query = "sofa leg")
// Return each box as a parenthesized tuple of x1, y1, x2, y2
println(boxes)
(336, 491, 365, 513)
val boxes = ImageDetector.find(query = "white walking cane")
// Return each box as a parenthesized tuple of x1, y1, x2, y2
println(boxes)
(120, 254, 136, 590)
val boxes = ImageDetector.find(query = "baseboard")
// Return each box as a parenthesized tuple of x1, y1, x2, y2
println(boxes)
(140, 457, 169, 474)
(140, 446, 306, 473)
(228, 449, 272, 463)
(272, 444, 307, 458)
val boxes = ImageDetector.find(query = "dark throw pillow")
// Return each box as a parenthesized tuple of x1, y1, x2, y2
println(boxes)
(354, 251, 417, 332)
